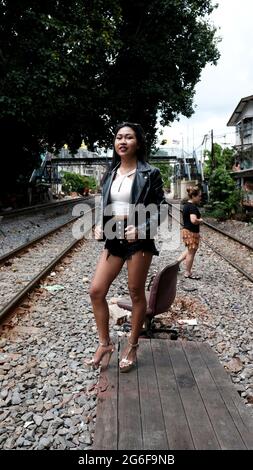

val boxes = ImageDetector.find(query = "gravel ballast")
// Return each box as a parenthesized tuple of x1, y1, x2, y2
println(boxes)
(0, 216, 252, 449)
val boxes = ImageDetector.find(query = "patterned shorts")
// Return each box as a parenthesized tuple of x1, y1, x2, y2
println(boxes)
(182, 228, 200, 250)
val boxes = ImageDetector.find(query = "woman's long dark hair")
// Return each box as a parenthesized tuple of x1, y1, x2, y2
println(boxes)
(110, 122, 147, 170)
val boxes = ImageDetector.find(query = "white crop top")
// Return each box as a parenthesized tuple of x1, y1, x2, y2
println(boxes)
(110, 168, 136, 216)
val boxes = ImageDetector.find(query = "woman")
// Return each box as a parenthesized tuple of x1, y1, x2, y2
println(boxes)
(177, 186, 203, 279)
(86, 122, 166, 372)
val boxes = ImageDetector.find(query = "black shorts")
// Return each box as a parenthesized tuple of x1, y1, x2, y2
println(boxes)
(104, 238, 159, 260)
(103, 218, 159, 260)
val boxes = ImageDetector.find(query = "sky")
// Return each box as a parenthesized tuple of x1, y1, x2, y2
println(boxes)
(159, 0, 253, 155)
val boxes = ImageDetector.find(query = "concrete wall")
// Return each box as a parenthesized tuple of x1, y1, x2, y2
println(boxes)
(170, 179, 199, 199)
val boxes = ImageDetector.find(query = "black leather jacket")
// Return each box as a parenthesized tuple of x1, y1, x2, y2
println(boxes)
(99, 160, 168, 239)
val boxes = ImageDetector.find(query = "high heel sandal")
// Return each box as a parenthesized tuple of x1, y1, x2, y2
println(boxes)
(119, 340, 139, 373)
(84, 340, 115, 370)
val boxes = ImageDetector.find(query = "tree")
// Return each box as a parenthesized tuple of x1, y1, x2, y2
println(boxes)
(105, 0, 220, 146)
(207, 167, 241, 220)
(0, 0, 121, 194)
(204, 143, 235, 179)
(204, 143, 240, 219)
(154, 163, 173, 190)
(0, 1, 219, 197)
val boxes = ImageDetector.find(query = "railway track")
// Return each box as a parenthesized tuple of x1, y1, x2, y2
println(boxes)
(0, 196, 95, 264)
(0, 207, 95, 322)
(1, 200, 252, 323)
(0, 195, 92, 219)
(168, 202, 253, 282)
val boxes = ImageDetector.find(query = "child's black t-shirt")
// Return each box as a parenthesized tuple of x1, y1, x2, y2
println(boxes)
(182, 202, 201, 233)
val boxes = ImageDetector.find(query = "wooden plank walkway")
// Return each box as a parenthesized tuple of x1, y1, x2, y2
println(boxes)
(93, 338, 253, 450)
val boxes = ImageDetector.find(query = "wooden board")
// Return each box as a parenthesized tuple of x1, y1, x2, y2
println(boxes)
(93, 339, 253, 450)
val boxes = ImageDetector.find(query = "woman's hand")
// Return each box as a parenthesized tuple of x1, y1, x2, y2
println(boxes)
(125, 225, 138, 243)
(94, 225, 103, 240)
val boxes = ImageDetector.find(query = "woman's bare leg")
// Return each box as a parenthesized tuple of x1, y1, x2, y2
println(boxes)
(120, 251, 153, 363)
(89, 250, 124, 360)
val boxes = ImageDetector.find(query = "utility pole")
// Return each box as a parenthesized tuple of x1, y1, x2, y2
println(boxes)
(210, 129, 215, 169)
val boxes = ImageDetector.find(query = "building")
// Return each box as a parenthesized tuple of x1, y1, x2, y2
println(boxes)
(28, 143, 108, 203)
(154, 147, 202, 199)
(227, 95, 253, 208)
(58, 146, 105, 182)
(45, 144, 107, 196)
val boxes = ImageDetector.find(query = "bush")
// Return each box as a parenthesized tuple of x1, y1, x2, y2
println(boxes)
(206, 206, 228, 221)
(154, 163, 172, 190)
(62, 172, 97, 194)
(207, 167, 241, 219)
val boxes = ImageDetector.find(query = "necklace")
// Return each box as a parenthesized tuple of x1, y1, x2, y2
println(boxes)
(117, 167, 136, 177)
(116, 168, 136, 191)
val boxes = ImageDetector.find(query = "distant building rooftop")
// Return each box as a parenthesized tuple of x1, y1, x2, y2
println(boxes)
(227, 95, 253, 126)
(231, 168, 253, 178)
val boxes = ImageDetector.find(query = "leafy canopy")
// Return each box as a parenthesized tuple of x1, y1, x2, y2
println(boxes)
(204, 143, 235, 178)
(106, 0, 220, 145)
(204, 144, 240, 219)
(0, 0, 220, 194)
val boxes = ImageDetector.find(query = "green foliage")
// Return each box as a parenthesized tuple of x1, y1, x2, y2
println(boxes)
(106, 0, 220, 148)
(209, 166, 236, 201)
(0, 0, 220, 194)
(204, 144, 235, 179)
(154, 163, 172, 190)
(204, 143, 240, 219)
(206, 166, 241, 220)
(62, 172, 97, 194)
(0, 0, 121, 193)
(207, 206, 228, 222)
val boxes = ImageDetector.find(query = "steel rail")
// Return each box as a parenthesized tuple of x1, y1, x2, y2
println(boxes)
(203, 220, 253, 251)
(0, 216, 79, 264)
(0, 195, 92, 218)
(0, 207, 95, 323)
(202, 238, 253, 283)
(167, 201, 253, 282)
(167, 201, 253, 251)
(0, 203, 96, 264)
